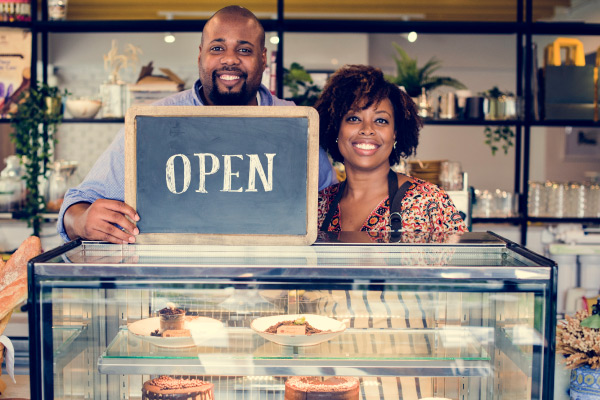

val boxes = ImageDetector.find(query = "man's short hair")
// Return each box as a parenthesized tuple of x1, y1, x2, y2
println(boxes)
(201, 5, 265, 48)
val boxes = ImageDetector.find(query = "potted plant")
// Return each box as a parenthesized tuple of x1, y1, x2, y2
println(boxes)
(283, 62, 323, 106)
(557, 299, 600, 398)
(9, 82, 68, 236)
(384, 42, 466, 98)
(482, 86, 517, 155)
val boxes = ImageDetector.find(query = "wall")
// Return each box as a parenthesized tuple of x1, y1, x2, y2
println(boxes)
(46, 25, 599, 192)
(534, 1, 600, 183)
(2, 12, 599, 251)
(49, 32, 208, 178)
(49, 32, 518, 191)
(369, 33, 519, 192)
(47, 32, 368, 179)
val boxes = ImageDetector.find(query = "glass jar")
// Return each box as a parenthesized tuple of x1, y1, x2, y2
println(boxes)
(439, 161, 463, 191)
(586, 183, 600, 218)
(45, 160, 78, 212)
(0, 155, 25, 212)
(528, 181, 546, 217)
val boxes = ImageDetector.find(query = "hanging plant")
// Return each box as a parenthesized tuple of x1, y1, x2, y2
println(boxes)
(482, 86, 516, 156)
(9, 82, 68, 236)
(484, 125, 515, 156)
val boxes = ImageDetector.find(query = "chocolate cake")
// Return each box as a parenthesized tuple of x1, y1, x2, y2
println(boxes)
(158, 307, 186, 331)
(284, 376, 359, 400)
(142, 376, 214, 400)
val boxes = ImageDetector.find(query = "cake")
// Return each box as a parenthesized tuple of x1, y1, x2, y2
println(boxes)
(265, 316, 326, 335)
(158, 307, 186, 331)
(142, 376, 214, 400)
(284, 376, 359, 400)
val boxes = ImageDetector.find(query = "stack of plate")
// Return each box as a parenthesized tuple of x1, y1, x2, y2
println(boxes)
(408, 160, 445, 186)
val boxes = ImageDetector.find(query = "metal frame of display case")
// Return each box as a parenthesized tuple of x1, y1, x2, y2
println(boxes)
(28, 232, 557, 400)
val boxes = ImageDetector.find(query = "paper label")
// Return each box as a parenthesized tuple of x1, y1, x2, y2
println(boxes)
(0, 335, 15, 383)
(276, 325, 305, 335)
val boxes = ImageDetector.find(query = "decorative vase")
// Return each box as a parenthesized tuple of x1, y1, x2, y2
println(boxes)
(570, 364, 600, 399)
(44, 95, 62, 116)
(100, 80, 125, 118)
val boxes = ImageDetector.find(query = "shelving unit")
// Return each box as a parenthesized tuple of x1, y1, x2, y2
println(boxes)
(1, 0, 599, 245)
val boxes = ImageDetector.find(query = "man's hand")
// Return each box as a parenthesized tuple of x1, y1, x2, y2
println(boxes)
(64, 200, 140, 244)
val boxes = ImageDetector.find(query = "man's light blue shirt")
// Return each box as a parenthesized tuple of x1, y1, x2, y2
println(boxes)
(57, 81, 337, 241)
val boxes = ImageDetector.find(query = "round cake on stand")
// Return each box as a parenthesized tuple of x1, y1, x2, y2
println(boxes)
(284, 376, 360, 400)
(142, 376, 214, 400)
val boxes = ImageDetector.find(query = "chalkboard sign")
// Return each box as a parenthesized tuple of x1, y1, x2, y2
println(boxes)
(124, 106, 319, 245)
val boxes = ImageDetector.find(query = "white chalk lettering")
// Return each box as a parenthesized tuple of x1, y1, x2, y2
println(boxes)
(246, 153, 275, 192)
(165, 153, 276, 193)
(165, 154, 191, 194)
(194, 153, 220, 193)
(222, 155, 244, 192)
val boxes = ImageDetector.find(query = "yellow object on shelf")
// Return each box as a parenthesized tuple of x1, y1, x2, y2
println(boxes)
(544, 37, 586, 67)
(585, 295, 600, 314)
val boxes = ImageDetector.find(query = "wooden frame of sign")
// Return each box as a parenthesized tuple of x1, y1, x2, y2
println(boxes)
(124, 106, 319, 245)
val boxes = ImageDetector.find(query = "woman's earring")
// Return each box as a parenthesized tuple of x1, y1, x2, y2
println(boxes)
(336, 138, 339, 143)
(393, 141, 397, 149)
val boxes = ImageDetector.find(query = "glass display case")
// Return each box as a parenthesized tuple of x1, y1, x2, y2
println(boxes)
(27, 232, 557, 400)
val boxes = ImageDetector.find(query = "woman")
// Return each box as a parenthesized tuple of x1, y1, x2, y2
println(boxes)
(315, 65, 466, 233)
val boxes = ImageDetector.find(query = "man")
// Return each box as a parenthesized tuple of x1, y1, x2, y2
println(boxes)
(58, 5, 336, 244)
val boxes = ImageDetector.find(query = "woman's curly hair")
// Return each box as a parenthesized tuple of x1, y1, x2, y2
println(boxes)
(314, 64, 422, 165)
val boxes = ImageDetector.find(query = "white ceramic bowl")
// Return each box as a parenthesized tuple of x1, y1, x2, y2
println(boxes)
(65, 98, 102, 119)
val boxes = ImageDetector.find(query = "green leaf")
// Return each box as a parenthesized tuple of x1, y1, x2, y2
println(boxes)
(581, 314, 600, 329)
(283, 62, 322, 106)
(483, 125, 515, 156)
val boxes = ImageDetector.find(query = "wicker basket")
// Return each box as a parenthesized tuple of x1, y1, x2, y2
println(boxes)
(408, 160, 446, 186)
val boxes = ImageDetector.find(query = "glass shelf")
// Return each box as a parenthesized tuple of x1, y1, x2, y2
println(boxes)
(53, 324, 87, 371)
(53, 325, 84, 355)
(99, 326, 492, 377)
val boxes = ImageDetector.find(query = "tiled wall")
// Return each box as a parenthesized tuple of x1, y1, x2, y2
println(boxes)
(52, 62, 198, 182)
(54, 123, 120, 182)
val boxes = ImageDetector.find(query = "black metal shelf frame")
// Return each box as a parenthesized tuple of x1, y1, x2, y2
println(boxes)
(5, 118, 600, 127)
(4, 1, 594, 398)
(2, 1, 597, 245)
(8, 19, 600, 35)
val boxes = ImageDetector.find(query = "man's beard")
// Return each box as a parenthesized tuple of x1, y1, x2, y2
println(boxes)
(208, 71, 254, 106)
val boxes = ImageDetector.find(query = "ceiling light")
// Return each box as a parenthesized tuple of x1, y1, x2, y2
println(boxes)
(164, 33, 175, 43)
(269, 36, 279, 45)
(407, 31, 418, 42)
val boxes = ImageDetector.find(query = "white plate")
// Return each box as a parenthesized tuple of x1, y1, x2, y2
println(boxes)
(250, 314, 346, 346)
(127, 316, 224, 348)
